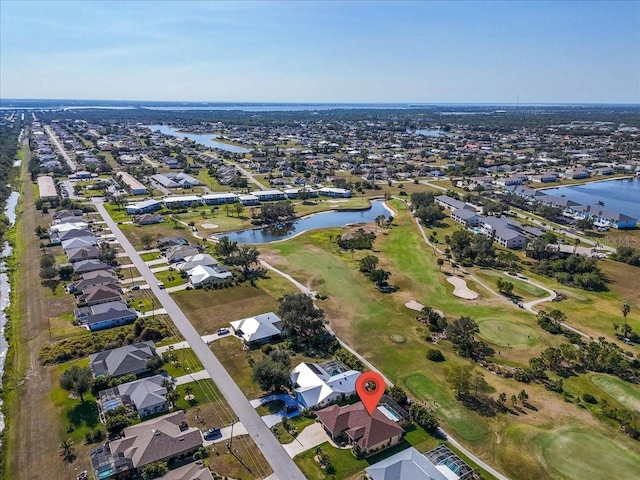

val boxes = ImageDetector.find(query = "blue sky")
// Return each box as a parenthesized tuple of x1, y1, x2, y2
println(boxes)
(1, 1, 638, 103)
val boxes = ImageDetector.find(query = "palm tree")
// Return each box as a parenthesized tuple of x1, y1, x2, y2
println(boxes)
(59, 439, 75, 463)
(622, 302, 631, 337)
(437, 258, 444, 272)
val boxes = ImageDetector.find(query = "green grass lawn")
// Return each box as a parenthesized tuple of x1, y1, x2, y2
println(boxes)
(140, 251, 163, 261)
(295, 423, 442, 480)
(404, 374, 489, 443)
(540, 427, 640, 480)
(255, 399, 286, 416)
(52, 359, 102, 445)
(271, 414, 316, 444)
(154, 268, 187, 288)
(589, 374, 640, 411)
(162, 348, 205, 378)
(474, 269, 547, 301)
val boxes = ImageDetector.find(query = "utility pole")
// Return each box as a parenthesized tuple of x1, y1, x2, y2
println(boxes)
(228, 417, 239, 451)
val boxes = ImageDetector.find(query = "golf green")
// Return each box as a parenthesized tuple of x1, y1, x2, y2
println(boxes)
(477, 319, 537, 347)
(590, 374, 640, 411)
(541, 428, 640, 480)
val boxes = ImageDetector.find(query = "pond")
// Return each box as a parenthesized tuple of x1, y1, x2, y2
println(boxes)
(144, 124, 252, 153)
(217, 200, 393, 244)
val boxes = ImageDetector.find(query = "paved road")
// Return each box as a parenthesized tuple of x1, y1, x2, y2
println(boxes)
(224, 159, 267, 190)
(95, 199, 305, 480)
(44, 125, 76, 172)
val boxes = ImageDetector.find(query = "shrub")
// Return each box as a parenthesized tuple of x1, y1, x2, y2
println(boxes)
(426, 349, 445, 362)
(582, 393, 598, 404)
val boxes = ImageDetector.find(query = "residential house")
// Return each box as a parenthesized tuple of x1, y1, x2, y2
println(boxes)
(434, 195, 474, 211)
(116, 171, 148, 195)
(151, 174, 180, 189)
(98, 375, 169, 418)
(201, 193, 239, 205)
(165, 244, 202, 263)
(315, 402, 405, 458)
(160, 462, 214, 480)
(252, 189, 287, 202)
(174, 253, 219, 271)
(162, 195, 202, 208)
(531, 172, 558, 183)
(89, 411, 202, 480)
(68, 270, 119, 294)
(89, 341, 158, 378)
(238, 194, 260, 206)
(134, 213, 165, 225)
(291, 361, 360, 409)
(75, 300, 138, 331)
(318, 187, 351, 198)
(77, 284, 122, 307)
(157, 236, 189, 250)
(230, 312, 283, 346)
(188, 265, 233, 287)
(366, 446, 473, 480)
(125, 199, 162, 215)
(66, 245, 101, 263)
(480, 216, 528, 249)
(72, 259, 112, 275)
(61, 236, 98, 252)
(450, 208, 481, 228)
(563, 168, 590, 180)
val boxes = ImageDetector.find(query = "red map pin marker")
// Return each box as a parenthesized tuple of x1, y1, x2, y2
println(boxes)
(356, 371, 385, 416)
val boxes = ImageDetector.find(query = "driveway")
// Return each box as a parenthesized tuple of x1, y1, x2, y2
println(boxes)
(282, 423, 330, 458)
(173, 369, 211, 386)
(94, 199, 307, 480)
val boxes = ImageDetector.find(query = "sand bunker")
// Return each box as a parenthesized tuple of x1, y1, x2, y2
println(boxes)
(327, 199, 349, 203)
(446, 276, 479, 300)
(200, 223, 219, 229)
(405, 301, 444, 316)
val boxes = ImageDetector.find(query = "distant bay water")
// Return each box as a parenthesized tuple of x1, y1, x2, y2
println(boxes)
(541, 177, 640, 219)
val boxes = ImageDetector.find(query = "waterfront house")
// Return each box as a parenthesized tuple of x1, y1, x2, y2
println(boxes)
(318, 187, 351, 198)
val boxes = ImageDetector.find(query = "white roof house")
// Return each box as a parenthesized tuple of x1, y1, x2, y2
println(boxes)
(187, 264, 233, 286)
(175, 253, 219, 272)
(229, 312, 283, 345)
(291, 362, 361, 409)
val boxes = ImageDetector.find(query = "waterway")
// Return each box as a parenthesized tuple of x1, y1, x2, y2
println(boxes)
(218, 200, 392, 244)
(144, 124, 252, 153)
(541, 177, 640, 220)
(0, 189, 19, 434)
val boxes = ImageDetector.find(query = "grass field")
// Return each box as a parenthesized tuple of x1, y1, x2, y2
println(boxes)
(260, 197, 640, 479)
(589, 374, 640, 411)
(404, 374, 489, 443)
(162, 348, 205, 378)
(474, 269, 547, 302)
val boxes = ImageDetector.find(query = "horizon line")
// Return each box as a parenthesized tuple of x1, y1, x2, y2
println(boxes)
(1, 98, 639, 107)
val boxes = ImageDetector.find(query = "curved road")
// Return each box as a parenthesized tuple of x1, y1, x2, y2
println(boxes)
(95, 199, 304, 480)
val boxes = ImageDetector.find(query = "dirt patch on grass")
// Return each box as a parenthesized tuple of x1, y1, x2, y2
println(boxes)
(599, 260, 640, 305)
(173, 284, 280, 335)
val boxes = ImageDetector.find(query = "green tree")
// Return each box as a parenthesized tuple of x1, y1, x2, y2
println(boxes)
(278, 293, 326, 346)
(228, 245, 260, 280)
(446, 316, 480, 357)
(141, 461, 169, 480)
(388, 385, 408, 406)
(359, 254, 379, 274)
(369, 268, 391, 287)
(436, 258, 444, 271)
(252, 356, 291, 392)
(59, 365, 92, 402)
(141, 233, 154, 250)
(214, 236, 239, 259)
(622, 302, 631, 337)
(447, 365, 472, 397)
